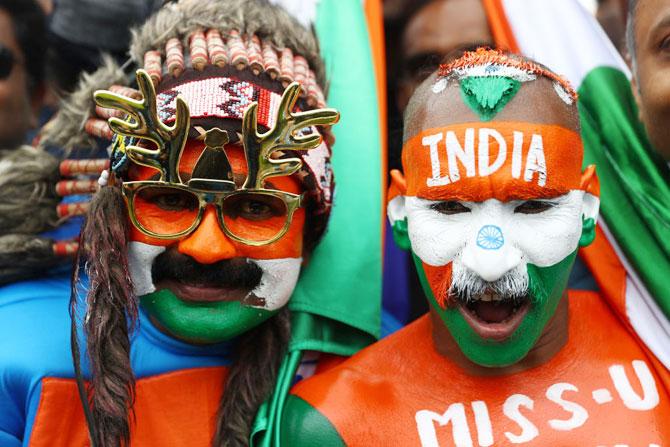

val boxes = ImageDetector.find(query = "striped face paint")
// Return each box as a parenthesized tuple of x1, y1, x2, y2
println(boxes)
(388, 122, 600, 367)
(127, 139, 305, 343)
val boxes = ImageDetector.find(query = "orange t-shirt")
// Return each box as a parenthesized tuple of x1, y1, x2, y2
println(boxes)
(29, 367, 227, 447)
(292, 291, 670, 446)
(28, 354, 345, 446)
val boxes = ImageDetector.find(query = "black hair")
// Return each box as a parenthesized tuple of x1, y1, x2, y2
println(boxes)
(0, 0, 46, 93)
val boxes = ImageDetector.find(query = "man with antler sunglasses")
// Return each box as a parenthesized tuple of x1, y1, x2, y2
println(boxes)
(0, 1, 388, 446)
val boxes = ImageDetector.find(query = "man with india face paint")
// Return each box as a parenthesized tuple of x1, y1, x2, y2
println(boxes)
(280, 49, 670, 446)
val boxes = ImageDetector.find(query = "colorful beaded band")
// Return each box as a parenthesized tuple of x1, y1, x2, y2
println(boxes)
(156, 76, 283, 129)
(143, 29, 326, 108)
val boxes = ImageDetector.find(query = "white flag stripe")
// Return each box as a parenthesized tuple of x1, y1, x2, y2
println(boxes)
(600, 221, 670, 369)
(501, 0, 630, 87)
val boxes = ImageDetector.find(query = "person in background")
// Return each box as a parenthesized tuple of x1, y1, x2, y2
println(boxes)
(627, 0, 670, 161)
(46, 0, 162, 95)
(0, 0, 71, 285)
(0, 0, 45, 149)
(395, 0, 493, 113)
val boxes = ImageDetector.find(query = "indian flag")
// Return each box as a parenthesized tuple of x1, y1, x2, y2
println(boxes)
(482, 0, 670, 368)
(253, 1, 386, 445)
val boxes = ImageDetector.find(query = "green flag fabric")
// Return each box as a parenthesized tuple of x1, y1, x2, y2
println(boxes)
(579, 67, 670, 316)
(289, 0, 382, 352)
(251, 0, 383, 444)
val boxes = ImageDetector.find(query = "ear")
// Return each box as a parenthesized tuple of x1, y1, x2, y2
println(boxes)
(579, 165, 600, 247)
(387, 169, 411, 251)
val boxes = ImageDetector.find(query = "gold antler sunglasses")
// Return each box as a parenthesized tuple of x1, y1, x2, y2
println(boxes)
(123, 182, 302, 246)
(95, 70, 339, 246)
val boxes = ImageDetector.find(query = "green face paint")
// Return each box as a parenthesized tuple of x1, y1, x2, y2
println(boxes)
(391, 219, 411, 251)
(579, 217, 596, 247)
(460, 76, 521, 121)
(413, 251, 577, 367)
(140, 288, 276, 344)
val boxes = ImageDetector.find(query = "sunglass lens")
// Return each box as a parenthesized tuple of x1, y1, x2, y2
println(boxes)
(221, 192, 289, 243)
(0, 47, 14, 79)
(133, 186, 200, 237)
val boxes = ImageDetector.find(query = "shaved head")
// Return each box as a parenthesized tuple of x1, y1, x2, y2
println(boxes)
(404, 68, 580, 144)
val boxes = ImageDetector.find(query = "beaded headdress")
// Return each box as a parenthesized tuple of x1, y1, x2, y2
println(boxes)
(90, 0, 338, 221)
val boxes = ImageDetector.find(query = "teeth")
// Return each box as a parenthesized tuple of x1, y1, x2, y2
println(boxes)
(477, 292, 504, 302)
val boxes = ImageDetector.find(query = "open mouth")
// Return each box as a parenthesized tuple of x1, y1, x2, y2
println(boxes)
(456, 291, 530, 341)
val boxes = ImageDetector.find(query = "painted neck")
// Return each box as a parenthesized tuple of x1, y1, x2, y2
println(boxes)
(429, 292, 569, 376)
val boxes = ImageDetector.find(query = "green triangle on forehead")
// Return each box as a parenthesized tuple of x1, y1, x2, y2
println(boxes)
(459, 76, 521, 121)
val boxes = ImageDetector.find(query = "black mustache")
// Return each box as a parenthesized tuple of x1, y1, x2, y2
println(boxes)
(151, 249, 262, 289)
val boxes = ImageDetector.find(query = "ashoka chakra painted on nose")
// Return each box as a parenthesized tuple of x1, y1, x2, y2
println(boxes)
(476, 225, 504, 250)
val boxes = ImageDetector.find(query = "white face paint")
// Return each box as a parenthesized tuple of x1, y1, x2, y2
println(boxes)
(128, 241, 300, 311)
(128, 241, 166, 296)
(404, 190, 587, 281)
(246, 257, 302, 310)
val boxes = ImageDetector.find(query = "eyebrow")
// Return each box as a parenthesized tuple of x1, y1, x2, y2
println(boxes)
(649, 12, 670, 45)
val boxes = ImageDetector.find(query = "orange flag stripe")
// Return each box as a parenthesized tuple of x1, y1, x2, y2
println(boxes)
(482, 0, 521, 53)
(364, 0, 388, 246)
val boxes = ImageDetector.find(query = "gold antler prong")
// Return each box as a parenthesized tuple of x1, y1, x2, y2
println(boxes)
(94, 69, 190, 184)
(242, 82, 340, 190)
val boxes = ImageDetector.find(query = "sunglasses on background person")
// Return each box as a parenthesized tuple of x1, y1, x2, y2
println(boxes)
(0, 46, 17, 80)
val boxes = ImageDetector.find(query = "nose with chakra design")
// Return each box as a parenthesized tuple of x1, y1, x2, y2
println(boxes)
(476, 225, 504, 250)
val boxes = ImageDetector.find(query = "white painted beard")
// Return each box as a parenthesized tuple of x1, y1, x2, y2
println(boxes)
(127, 241, 302, 311)
(450, 261, 529, 303)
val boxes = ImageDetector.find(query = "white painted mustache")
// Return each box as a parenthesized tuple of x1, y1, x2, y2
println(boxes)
(449, 261, 529, 303)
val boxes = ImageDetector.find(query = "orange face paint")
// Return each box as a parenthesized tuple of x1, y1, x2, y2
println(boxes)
(421, 262, 453, 309)
(127, 138, 305, 261)
(402, 122, 583, 201)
